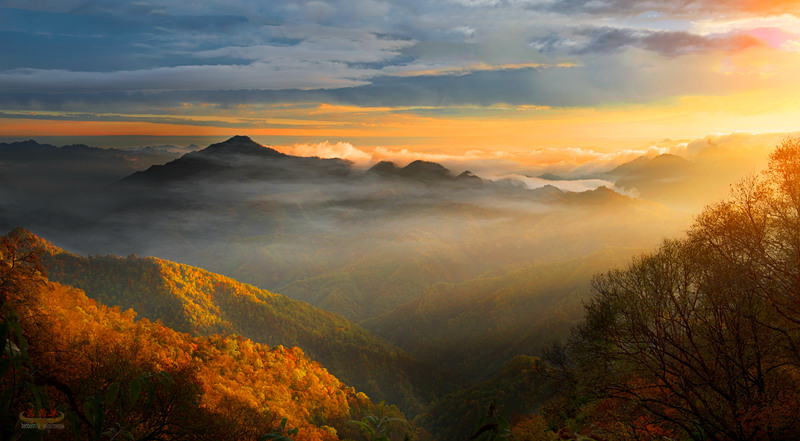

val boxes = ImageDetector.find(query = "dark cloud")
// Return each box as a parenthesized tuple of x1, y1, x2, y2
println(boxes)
(531, 27, 764, 56)
(0, 56, 733, 110)
(0, 0, 789, 115)
(0, 7, 255, 71)
(542, 0, 683, 15)
(0, 67, 602, 109)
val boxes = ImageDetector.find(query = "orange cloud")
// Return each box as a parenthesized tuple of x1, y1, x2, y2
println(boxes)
(740, 0, 800, 14)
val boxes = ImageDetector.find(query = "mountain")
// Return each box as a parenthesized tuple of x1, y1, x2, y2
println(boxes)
(0, 135, 702, 440)
(598, 151, 765, 211)
(456, 170, 482, 183)
(0, 139, 185, 235)
(0, 136, 688, 327)
(123, 135, 354, 184)
(2, 229, 409, 441)
(367, 160, 403, 176)
(366, 159, 450, 181)
(603, 153, 693, 186)
(276, 248, 482, 321)
(18, 229, 460, 415)
(362, 247, 641, 381)
(0, 139, 178, 192)
(592, 153, 712, 209)
(366, 159, 482, 186)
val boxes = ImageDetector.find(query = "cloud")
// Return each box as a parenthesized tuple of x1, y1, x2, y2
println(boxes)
(540, 0, 800, 17)
(1, 0, 797, 115)
(270, 140, 658, 196)
(276, 139, 673, 180)
(0, 62, 376, 94)
(530, 27, 764, 56)
(382, 61, 576, 77)
(193, 34, 415, 65)
(495, 174, 627, 194)
(684, 131, 800, 162)
(0, 46, 757, 111)
(281, 141, 372, 163)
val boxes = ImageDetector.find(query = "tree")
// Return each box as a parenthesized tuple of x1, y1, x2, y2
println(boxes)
(563, 139, 800, 441)
(0, 228, 49, 440)
(690, 139, 800, 364)
(0, 228, 46, 311)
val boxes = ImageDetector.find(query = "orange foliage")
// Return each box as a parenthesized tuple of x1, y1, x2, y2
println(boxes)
(3, 262, 371, 440)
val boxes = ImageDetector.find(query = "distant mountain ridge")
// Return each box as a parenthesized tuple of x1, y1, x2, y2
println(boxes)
(0, 138, 182, 163)
(122, 135, 486, 187)
(122, 135, 355, 184)
(199, 135, 286, 157)
(0, 138, 182, 198)
(367, 159, 483, 185)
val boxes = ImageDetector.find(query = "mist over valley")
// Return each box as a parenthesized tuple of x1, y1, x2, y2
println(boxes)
(1, 133, 794, 440)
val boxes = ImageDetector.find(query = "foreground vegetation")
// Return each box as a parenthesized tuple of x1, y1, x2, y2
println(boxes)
(528, 139, 800, 440)
(0, 231, 410, 441)
(39, 244, 457, 415)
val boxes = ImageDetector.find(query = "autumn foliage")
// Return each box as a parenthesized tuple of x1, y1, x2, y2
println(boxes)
(38, 243, 448, 415)
(0, 230, 404, 441)
(536, 139, 800, 440)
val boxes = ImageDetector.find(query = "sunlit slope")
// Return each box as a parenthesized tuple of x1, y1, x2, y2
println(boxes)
(363, 247, 642, 381)
(2, 231, 410, 441)
(17, 229, 457, 415)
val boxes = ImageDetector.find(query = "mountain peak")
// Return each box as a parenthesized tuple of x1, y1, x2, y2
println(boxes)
(651, 153, 689, 164)
(367, 161, 401, 176)
(399, 160, 452, 181)
(4, 227, 69, 256)
(198, 135, 284, 157)
(456, 170, 482, 183)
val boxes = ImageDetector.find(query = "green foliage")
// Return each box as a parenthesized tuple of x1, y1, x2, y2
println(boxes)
(349, 402, 408, 441)
(509, 415, 558, 441)
(418, 356, 555, 441)
(262, 417, 300, 441)
(468, 405, 513, 441)
(0, 231, 50, 441)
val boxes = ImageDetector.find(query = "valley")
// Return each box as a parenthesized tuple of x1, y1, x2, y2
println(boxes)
(2, 134, 795, 440)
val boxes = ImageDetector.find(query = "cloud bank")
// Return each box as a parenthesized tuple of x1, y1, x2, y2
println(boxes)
(1, 0, 797, 112)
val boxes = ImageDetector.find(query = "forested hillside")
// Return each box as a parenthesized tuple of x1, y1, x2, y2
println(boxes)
(0, 231, 411, 441)
(416, 355, 556, 441)
(363, 247, 641, 381)
(25, 233, 459, 415)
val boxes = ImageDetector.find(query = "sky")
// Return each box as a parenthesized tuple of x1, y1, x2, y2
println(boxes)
(2, 0, 800, 169)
